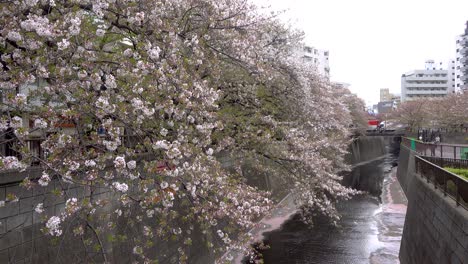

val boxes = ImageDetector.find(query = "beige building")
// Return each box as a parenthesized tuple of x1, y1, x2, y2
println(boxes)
(380, 88, 392, 102)
(380, 88, 400, 104)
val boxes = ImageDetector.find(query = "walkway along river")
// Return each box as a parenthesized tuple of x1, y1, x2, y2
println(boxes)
(245, 137, 408, 264)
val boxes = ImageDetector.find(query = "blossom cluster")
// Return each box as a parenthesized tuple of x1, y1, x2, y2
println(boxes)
(0, 0, 363, 262)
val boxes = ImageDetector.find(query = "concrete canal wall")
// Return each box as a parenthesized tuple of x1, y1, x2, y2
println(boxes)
(346, 136, 386, 165)
(0, 165, 218, 263)
(0, 166, 133, 263)
(397, 146, 468, 264)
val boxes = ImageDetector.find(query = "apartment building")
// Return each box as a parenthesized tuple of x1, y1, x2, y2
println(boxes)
(300, 45, 330, 79)
(401, 60, 450, 102)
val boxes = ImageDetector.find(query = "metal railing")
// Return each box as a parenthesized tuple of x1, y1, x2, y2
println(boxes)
(415, 156, 468, 210)
(421, 156, 468, 169)
(402, 137, 468, 160)
(1, 135, 143, 167)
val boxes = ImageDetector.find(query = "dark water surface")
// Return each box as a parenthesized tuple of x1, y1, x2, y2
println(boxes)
(253, 151, 407, 264)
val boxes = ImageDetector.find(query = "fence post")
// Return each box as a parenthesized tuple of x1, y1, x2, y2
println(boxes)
(426, 162, 430, 183)
(416, 158, 419, 174)
(456, 178, 460, 207)
(440, 145, 443, 158)
(454, 146, 456, 159)
(443, 171, 447, 196)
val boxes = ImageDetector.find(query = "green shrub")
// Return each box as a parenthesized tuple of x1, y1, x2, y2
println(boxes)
(444, 167, 468, 180)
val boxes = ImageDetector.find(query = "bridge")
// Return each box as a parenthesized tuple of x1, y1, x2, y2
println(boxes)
(397, 138, 468, 264)
(365, 129, 405, 137)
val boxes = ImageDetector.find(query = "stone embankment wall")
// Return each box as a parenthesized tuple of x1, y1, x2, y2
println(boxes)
(0, 152, 290, 264)
(0, 167, 219, 264)
(0, 167, 113, 263)
(397, 146, 468, 264)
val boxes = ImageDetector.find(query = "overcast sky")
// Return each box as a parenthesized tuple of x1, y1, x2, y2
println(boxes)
(253, 0, 468, 105)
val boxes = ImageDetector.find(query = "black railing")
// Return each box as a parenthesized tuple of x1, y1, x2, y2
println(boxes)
(1, 135, 143, 167)
(415, 156, 468, 210)
(402, 137, 468, 160)
(421, 156, 468, 169)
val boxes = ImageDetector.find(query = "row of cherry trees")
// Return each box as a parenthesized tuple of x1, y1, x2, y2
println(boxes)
(0, 0, 365, 262)
(389, 93, 468, 131)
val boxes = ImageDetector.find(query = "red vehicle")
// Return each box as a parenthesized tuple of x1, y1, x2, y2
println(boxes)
(367, 119, 380, 130)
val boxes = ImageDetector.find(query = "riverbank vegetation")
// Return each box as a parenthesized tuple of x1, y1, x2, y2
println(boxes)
(445, 168, 468, 180)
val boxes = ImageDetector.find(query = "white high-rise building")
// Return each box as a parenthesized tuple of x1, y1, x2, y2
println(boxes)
(401, 60, 450, 102)
(448, 59, 457, 93)
(455, 21, 468, 92)
(300, 45, 330, 79)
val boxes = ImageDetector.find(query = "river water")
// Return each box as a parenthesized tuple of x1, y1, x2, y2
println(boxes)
(249, 151, 408, 264)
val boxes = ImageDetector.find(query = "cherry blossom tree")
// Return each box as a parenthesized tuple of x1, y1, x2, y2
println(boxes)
(390, 94, 468, 132)
(1, 0, 359, 262)
(389, 100, 428, 131)
(429, 93, 468, 130)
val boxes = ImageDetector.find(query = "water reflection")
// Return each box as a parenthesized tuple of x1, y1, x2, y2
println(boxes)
(249, 149, 407, 264)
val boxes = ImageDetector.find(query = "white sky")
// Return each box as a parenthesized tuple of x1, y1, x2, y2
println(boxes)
(252, 0, 468, 106)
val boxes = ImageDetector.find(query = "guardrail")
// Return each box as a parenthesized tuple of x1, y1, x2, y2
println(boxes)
(421, 156, 468, 169)
(1, 135, 143, 166)
(402, 137, 468, 160)
(415, 156, 468, 210)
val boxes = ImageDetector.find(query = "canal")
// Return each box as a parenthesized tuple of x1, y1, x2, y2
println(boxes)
(248, 140, 407, 264)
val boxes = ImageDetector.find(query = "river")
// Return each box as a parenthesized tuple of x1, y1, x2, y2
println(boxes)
(246, 149, 407, 264)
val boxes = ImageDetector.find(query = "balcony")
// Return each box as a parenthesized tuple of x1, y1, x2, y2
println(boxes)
(460, 57, 468, 65)
(405, 90, 447, 95)
(404, 76, 448, 82)
(405, 83, 448, 88)
(461, 37, 468, 45)
(461, 64, 468, 73)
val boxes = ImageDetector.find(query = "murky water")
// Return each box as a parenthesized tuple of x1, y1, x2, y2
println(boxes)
(251, 151, 407, 264)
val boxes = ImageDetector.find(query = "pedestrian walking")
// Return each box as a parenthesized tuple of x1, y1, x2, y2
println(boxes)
(430, 134, 440, 157)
